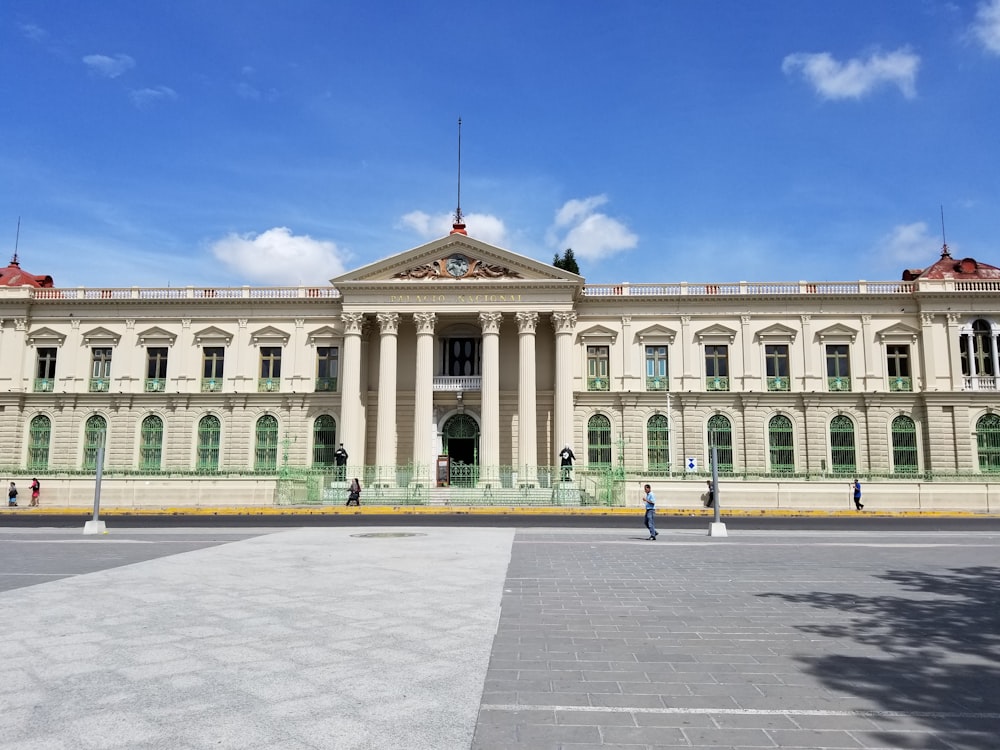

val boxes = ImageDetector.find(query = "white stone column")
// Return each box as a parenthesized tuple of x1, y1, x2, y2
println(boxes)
(412, 312, 436, 486)
(516, 312, 538, 486)
(479, 312, 502, 486)
(552, 312, 577, 467)
(340, 313, 365, 472)
(375, 312, 399, 485)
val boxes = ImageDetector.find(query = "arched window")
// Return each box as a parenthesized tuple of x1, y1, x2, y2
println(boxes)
(646, 414, 670, 473)
(83, 415, 107, 470)
(28, 415, 51, 471)
(255, 415, 279, 471)
(197, 415, 221, 472)
(140, 415, 164, 471)
(830, 415, 856, 474)
(768, 415, 794, 473)
(975, 413, 1000, 473)
(313, 415, 337, 467)
(891, 415, 918, 474)
(707, 414, 733, 473)
(587, 414, 612, 470)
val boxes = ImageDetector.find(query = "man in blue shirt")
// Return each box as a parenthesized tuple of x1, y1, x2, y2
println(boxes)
(642, 483, 658, 540)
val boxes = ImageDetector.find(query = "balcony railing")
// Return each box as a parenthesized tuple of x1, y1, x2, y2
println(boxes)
(145, 378, 166, 392)
(767, 376, 790, 392)
(828, 377, 852, 392)
(888, 376, 912, 392)
(34, 378, 54, 392)
(706, 376, 730, 391)
(646, 376, 669, 391)
(315, 377, 338, 392)
(201, 378, 223, 393)
(258, 378, 281, 392)
(964, 376, 998, 391)
(587, 377, 610, 391)
(433, 376, 481, 391)
(89, 378, 109, 393)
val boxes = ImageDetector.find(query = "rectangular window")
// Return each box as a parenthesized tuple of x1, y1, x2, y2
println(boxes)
(316, 346, 339, 391)
(705, 345, 729, 390)
(202, 347, 225, 392)
(587, 345, 610, 391)
(442, 338, 480, 376)
(826, 344, 851, 391)
(259, 347, 282, 391)
(145, 347, 168, 392)
(35, 347, 57, 392)
(765, 345, 790, 391)
(886, 344, 912, 391)
(645, 346, 668, 391)
(90, 348, 112, 392)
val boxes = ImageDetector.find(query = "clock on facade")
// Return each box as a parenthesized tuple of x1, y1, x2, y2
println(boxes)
(445, 254, 470, 277)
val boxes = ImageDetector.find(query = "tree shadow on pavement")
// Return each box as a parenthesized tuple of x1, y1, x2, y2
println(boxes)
(761, 566, 1000, 749)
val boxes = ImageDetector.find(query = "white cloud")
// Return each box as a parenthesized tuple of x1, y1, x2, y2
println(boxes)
(399, 210, 507, 246)
(973, 0, 1000, 54)
(129, 86, 178, 108)
(782, 48, 920, 100)
(19, 23, 47, 41)
(875, 222, 942, 265)
(82, 53, 136, 78)
(210, 227, 348, 284)
(547, 196, 637, 262)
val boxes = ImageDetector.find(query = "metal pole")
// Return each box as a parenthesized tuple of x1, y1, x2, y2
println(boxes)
(711, 444, 720, 524)
(92, 445, 105, 522)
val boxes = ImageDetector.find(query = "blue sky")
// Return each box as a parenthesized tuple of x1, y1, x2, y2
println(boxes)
(2, 1, 999, 288)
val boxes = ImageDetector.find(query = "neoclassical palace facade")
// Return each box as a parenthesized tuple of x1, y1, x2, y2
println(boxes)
(1, 231, 999, 509)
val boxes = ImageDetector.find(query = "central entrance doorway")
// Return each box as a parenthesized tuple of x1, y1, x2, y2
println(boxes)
(442, 413, 479, 487)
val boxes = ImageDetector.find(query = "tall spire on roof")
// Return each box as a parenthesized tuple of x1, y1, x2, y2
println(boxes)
(939, 205, 951, 258)
(10, 216, 21, 266)
(450, 116, 467, 236)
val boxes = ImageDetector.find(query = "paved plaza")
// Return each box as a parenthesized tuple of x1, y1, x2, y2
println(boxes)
(1, 524, 998, 749)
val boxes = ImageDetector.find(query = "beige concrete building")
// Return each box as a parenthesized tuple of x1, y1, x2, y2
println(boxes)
(1, 231, 999, 510)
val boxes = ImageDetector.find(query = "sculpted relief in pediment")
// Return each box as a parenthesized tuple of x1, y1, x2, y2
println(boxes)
(392, 254, 523, 281)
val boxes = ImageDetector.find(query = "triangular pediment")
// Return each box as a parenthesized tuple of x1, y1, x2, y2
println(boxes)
(250, 325, 290, 345)
(332, 235, 584, 285)
(26, 326, 66, 346)
(876, 322, 919, 342)
(754, 323, 798, 343)
(81, 326, 121, 345)
(577, 324, 618, 344)
(694, 323, 738, 343)
(193, 326, 233, 345)
(137, 326, 177, 345)
(815, 323, 858, 343)
(307, 325, 342, 345)
(635, 324, 677, 343)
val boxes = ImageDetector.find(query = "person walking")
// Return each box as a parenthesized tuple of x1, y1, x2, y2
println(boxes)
(705, 479, 715, 508)
(852, 479, 864, 511)
(346, 477, 362, 506)
(642, 483, 657, 540)
(30, 477, 40, 507)
(8, 482, 18, 507)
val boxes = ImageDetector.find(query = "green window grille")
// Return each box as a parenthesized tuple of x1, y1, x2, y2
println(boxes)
(975, 413, 1000, 473)
(28, 415, 51, 471)
(891, 415, 918, 474)
(197, 415, 221, 472)
(765, 345, 790, 391)
(313, 415, 337, 467)
(587, 414, 612, 469)
(706, 414, 734, 473)
(139, 415, 164, 471)
(826, 344, 851, 391)
(587, 346, 610, 391)
(830, 415, 857, 474)
(255, 415, 279, 471)
(83, 414, 107, 471)
(316, 347, 339, 391)
(767, 415, 795, 473)
(645, 346, 668, 391)
(646, 414, 670, 472)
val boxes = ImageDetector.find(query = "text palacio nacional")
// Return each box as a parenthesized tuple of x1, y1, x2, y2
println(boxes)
(1, 222, 999, 509)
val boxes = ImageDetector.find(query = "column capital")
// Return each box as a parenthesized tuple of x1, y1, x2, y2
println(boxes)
(341, 312, 365, 334)
(377, 312, 400, 335)
(516, 311, 539, 334)
(551, 311, 577, 334)
(479, 311, 503, 335)
(920, 312, 936, 326)
(413, 312, 437, 334)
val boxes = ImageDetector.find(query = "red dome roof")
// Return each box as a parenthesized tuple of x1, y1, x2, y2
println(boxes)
(0, 257, 54, 288)
(902, 247, 1000, 281)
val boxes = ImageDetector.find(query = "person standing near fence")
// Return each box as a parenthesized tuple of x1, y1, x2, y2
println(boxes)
(334, 444, 349, 481)
(642, 483, 657, 540)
